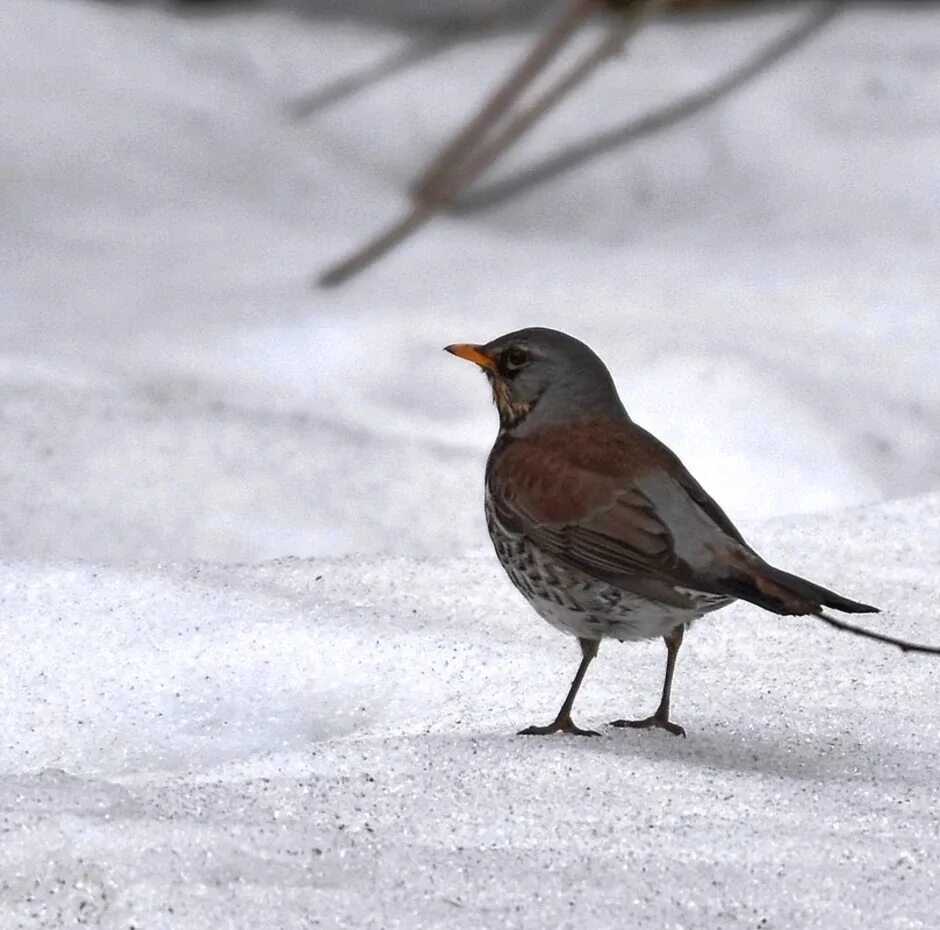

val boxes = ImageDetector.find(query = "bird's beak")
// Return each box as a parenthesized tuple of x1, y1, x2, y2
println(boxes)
(444, 343, 497, 371)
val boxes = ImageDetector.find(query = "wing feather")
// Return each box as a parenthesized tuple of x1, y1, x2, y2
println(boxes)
(486, 422, 755, 600)
(489, 444, 679, 584)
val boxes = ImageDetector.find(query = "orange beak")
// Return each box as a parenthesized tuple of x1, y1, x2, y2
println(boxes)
(444, 343, 497, 371)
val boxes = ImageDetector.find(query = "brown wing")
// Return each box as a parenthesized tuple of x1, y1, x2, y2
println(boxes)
(487, 416, 743, 596)
(487, 423, 719, 594)
(628, 423, 751, 548)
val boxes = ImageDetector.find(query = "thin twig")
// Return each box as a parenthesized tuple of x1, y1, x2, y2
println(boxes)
(318, 204, 434, 288)
(413, 0, 599, 203)
(435, 0, 665, 206)
(453, 0, 846, 213)
(287, 37, 456, 120)
(318, 1, 663, 287)
(816, 611, 940, 656)
(286, 0, 547, 121)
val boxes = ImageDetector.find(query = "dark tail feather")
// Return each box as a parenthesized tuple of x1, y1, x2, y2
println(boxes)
(722, 559, 879, 616)
(758, 565, 878, 614)
(722, 558, 940, 657)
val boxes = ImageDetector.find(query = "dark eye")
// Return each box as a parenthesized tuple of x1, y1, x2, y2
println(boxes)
(502, 347, 529, 371)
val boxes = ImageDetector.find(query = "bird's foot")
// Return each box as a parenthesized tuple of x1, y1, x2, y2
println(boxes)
(518, 716, 600, 737)
(609, 713, 686, 738)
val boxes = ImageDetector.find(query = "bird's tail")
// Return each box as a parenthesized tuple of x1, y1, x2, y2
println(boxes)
(721, 555, 878, 617)
(721, 553, 940, 656)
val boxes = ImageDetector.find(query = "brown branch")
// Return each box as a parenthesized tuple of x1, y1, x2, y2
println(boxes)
(451, 0, 847, 214)
(285, 0, 548, 121)
(433, 0, 666, 205)
(287, 37, 456, 120)
(318, 204, 434, 288)
(816, 611, 940, 657)
(412, 0, 600, 203)
(317, 0, 663, 287)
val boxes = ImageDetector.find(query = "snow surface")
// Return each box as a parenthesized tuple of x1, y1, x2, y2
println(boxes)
(1, 0, 939, 927)
(1, 497, 939, 928)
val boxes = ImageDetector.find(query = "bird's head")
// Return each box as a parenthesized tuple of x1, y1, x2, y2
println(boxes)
(445, 327, 627, 434)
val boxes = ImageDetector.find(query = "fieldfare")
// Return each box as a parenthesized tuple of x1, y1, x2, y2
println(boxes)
(446, 327, 938, 737)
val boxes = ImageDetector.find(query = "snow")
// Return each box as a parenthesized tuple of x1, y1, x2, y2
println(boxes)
(2, 497, 939, 928)
(1, 0, 939, 926)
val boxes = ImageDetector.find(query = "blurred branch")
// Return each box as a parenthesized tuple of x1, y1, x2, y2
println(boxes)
(287, 37, 454, 119)
(318, 0, 662, 287)
(315, 0, 844, 288)
(287, 0, 545, 121)
(412, 0, 602, 202)
(452, 0, 847, 214)
(425, 0, 665, 206)
(318, 204, 436, 288)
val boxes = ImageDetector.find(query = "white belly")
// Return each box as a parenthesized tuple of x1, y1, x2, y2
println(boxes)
(517, 586, 701, 642)
(486, 498, 729, 642)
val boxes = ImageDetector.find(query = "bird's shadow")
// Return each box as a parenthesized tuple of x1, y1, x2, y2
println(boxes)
(570, 721, 886, 783)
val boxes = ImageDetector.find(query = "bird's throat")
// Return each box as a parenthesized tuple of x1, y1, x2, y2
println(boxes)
(488, 375, 533, 431)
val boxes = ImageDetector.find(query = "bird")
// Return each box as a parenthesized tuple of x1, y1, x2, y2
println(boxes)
(445, 327, 937, 738)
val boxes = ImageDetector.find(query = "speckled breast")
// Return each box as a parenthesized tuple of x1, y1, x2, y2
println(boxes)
(484, 492, 727, 643)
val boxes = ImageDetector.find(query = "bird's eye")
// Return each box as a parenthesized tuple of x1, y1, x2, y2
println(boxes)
(502, 347, 529, 371)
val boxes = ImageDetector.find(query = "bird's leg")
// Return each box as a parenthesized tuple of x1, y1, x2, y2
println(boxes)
(610, 625, 686, 736)
(519, 638, 600, 736)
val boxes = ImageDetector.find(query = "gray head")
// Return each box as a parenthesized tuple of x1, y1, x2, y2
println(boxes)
(445, 327, 628, 434)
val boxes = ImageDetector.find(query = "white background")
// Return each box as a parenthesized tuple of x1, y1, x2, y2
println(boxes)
(0, 1, 938, 926)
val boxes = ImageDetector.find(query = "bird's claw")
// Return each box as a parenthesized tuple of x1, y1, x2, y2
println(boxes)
(609, 714, 686, 737)
(518, 717, 601, 737)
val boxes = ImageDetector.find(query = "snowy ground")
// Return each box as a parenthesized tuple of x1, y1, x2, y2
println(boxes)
(1, 498, 939, 928)
(1, 0, 939, 927)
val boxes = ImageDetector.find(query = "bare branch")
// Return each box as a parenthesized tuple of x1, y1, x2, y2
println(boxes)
(412, 0, 600, 203)
(317, 0, 664, 287)
(287, 37, 456, 120)
(285, 0, 548, 121)
(816, 610, 940, 657)
(433, 0, 666, 206)
(317, 204, 434, 288)
(452, 0, 846, 214)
